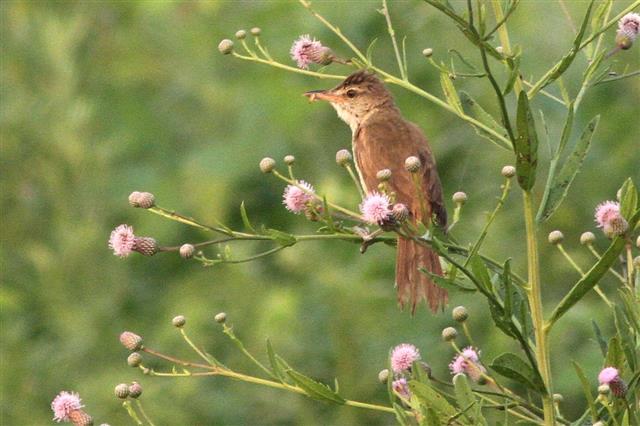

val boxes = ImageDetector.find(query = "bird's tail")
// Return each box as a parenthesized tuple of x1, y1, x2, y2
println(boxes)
(396, 237, 447, 314)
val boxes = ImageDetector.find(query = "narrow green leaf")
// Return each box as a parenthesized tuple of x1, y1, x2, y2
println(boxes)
(393, 403, 411, 426)
(618, 287, 640, 334)
(572, 361, 598, 423)
(440, 71, 463, 114)
(503, 55, 521, 95)
(240, 201, 257, 233)
(502, 259, 513, 319)
(556, 103, 575, 156)
(420, 268, 476, 293)
(424, 408, 439, 426)
(591, 320, 608, 357)
(490, 353, 546, 394)
(266, 229, 297, 247)
(408, 381, 457, 418)
(536, 114, 598, 222)
(614, 306, 637, 371)
(619, 178, 638, 220)
(459, 91, 509, 147)
(514, 91, 538, 190)
(453, 373, 486, 425)
(286, 369, 346, 404)
(469, 255, 493, 295)
(604, 335, 625, 374)
(266, 339, 286, 382)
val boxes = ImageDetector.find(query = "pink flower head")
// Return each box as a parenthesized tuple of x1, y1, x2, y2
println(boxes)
(108, 224, 136, 258)
(449, 347, 486, 382)
(598, 367, 619, 385)
(595, 201, 621, 228)
(360, 192, 391, 224)
(283, 181, 315, 213)
(391, 343, 421, 373)
(290, 35, 331, 69)
(618, 12, 640, 41)
(392, 378, 411, 399)
(51, 391, 83, 422)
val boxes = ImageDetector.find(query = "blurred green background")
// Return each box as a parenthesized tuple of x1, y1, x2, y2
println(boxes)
(1, 1, 638, 424)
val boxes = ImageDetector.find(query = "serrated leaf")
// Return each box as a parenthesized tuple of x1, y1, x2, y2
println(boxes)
(286, 369, 346, 404)
(266, 339, 286, 382)
(514, 91, 538, 190)
(459, 91, 510, 148)
(266, 228, 297, 247)
(240, 201, 257, 233)
(490, 353, 546, 394)
(573, 361, 598, 423)
(440, 71, 463, 114)
(453, 373, 486, 425)
(408, 381, 457, 418)
(591, 320, 608, 357)
(536, 115, 598, 222)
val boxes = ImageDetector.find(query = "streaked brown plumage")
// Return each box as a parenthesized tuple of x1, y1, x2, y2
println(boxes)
(305, 70, 447, 313)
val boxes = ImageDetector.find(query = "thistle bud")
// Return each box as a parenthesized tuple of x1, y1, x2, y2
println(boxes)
(218, 39, 234, 55)
(378, 369, 389, 383)
(335, 149, 352, 166)
(603, 216, 628, 238)
(548, 230, 564, 245)
(634, 256, 640, 269)
(422, 48, 433, 57)
(114, 383, 129, 399)
(552, 393, 563, 403)
(68, 410, 93, 426)
(598, 384, 610, 395)
(235, 30, 247, 40)
(452, 306, 468, 322)
(259, 157, 276, 173)
(580, 232, 596, 245)
(172, 315, 186, 328)
(501, 165, 516, 178)
(214, 312, 227, 323)
(127, 352, 142, 367)
(391, 203, 409, 223)
(495, 46, 504, 54)
(376, 169, 392, 182)
(636, 235, 640, 248)
(128, 191, 155, 209)
(179, 244, 195, 259)
(442, 327, 458, 342)
(452, 191, 467, 205)
(250, 27, 262, 36)
(284, 155, 295, 165)
(119, 331, 143, 351)
(133, 237, 158, 256)
(404, 156, 421, 173)
(128, 382, 143, 399)
(616, 32, 634, 50)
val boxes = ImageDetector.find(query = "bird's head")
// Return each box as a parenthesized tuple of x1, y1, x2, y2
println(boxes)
(305, 71, 394, 130)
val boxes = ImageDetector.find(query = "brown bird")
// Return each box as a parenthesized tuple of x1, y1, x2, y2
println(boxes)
(305, 70, 447, 313)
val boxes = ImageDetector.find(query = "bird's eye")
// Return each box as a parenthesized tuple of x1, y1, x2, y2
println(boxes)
(346, 89, 357, 98)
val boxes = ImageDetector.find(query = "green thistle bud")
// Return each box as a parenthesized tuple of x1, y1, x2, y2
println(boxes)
(259, 157, 276, 173)
(179, 244, 195, 259)
(553, 393, 563, 403)
(548, 230, 564, 245)
(580, 232, 596, 245)
(452, 306, 468, 322)
(422, 48, 433, 57)
(442, 327, 458, 342)
(250, 27, 261, 36)
(376, 169, 392, 182)
(128, 191, 155, 209)
(335, 149, 352, 166)
(452, 191, 467, 205)
(127, 352, 143, 367)
(284, 155, 295, 165)
(128, 382, 143, 399)
(598, 384, 610, 395)
(235, 30, 247, 40)
(218, 39, 234, 55)
(172, 315, 186, 328)
(214, 312, 227, 323)
(603, 216, 629, 238)
(616, 32, 633, 50)
(501, 165, 516, 178)
(633, 256, 640, 269)
(404, 156, 421, 173)
(636, 235, 640, 248)
(114, 383, 129, 399)
(378, 369, 389, 383)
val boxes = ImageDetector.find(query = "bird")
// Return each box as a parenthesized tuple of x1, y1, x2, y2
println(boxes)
(305, 70, 447, 313)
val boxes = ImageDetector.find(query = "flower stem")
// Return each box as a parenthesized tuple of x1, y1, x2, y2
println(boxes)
(626, 242, 635, 291)
(523, 191, 555, 425)
(381, 0, 407, 80)
(134, 400, 156, 426)
(344, 164, 366, 199)
(122, 401, 143, 426)
(556, 244, 612, 307)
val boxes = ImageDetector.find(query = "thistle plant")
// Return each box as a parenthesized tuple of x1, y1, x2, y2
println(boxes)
(50, 1, 640, 424)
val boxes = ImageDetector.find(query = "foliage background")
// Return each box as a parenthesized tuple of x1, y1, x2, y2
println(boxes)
(1, 1, 638, 424)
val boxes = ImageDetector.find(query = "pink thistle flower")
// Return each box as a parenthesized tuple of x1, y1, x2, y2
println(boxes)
(108, 224, 136, 258)
(449, 347, 486, 382)
(283, 181, 315, 214)
(598, 366, 627, 397)
(290, 35, 332, 69)
(360, 192, 391, 225)
(595, 201, 620, 227)
(391, 343, 421, 373)
(51, 391, 83, 422)
(392, 378, 411, 399)
(618, 12, 640, 41)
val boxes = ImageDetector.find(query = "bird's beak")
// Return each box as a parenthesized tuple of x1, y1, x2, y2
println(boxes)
(304, 89, 342, 103)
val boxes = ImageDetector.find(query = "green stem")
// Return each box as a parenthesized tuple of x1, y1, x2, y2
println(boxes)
(626, 243, 635, 291)
(489, 0, 523, 94)
(381, 0, 407, 80)
(344, 164, 366, 199)
(523, 191, 555, 425)
(222, 325, 279, 380)
(123, 401, 144, 426)
(232, 52, 345, 80)
(134, 400, 156, 426)
(179, 328, 215, 366)
(556, 244, 612, 307)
